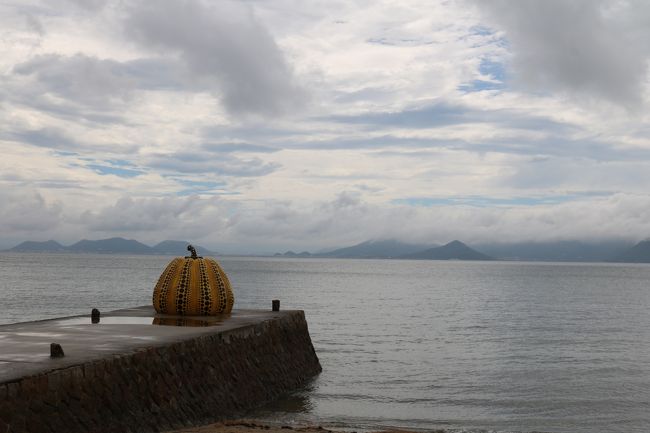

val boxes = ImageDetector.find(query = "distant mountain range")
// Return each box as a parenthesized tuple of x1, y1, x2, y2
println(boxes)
(11, 240, 69, 252)
(611, 240, 650, 263)
(401, 240, 493, 260)
(275, 239, 493, 261)
(273, 238, 650, 263)
(6, 238, 215, 256)
(475, 240, 632, 262)
(7, 237, 650, 263)
(323, 239, 435, 259)
(275, 239, 433, 259)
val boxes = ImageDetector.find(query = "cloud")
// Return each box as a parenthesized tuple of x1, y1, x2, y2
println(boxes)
(213, 191, 650, 250)
(501, 156, 650, 191)
(64, 0, 108, 12)
(4, 125, 138, 154)
(79, 195, 223, 233)
(325, 101, 572, 132)
(0, 188, 62, 234)
(11, 54, 187, 111)
(6, 187, 650, 253)
(13, 54, 138, 108)
(7, 127, 83, 151)
(474, 0, 650, 108)
(24, 13, 45, 36)
(124, 0, 305, 116)
(200, 142, 278, 154)
(146, 151, 280, 177)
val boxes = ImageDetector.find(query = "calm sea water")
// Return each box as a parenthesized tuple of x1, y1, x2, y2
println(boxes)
(1, 253, 650, 433)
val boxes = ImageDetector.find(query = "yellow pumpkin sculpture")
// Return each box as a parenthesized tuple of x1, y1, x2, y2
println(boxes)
(153, 245, 234, 315)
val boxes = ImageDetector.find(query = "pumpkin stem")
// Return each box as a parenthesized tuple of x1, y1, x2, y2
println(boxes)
(187, 244, 198, 259)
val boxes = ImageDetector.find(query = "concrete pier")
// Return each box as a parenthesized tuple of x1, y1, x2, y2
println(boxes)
(0, 307, 322, 433)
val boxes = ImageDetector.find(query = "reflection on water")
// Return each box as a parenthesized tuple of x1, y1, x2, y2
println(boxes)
(152, 316, 227, 327)
(52, 315, 228, 327)
(251, 381, 317, 415)
(54, 316, 156, 326)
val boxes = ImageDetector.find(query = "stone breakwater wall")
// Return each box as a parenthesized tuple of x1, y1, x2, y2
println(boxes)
(0, 311, 322, 433)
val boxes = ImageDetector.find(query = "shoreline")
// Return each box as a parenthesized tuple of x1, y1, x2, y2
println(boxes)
(165, 420, 446, 433)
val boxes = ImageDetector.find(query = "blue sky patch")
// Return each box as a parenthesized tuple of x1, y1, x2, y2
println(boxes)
(470, 25, 494, 37)
(87, 164, 144, 178)
(480, 59, 506, 81)
(106, 159, 138, 167)
(460, 59, 506, 92)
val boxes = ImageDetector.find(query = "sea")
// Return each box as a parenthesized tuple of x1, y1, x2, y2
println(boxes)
(1, 252, 650, 433)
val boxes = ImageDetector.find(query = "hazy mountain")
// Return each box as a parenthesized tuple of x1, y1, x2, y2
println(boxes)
(6, 237, 646, 261)
(151, 240, 215, 256)
(612, 240, 650, 263)
(68, 238, 154, 254)
(477, 240, 632, 262)
(67, 237, 154, 254)
(401, 240, 493, 261)
(320, 239, 435, 259)
(5, 238, 218, 255)
(8, 240, 67, 252)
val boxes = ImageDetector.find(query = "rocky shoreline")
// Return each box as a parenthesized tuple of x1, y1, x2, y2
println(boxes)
(166, 420, 446, 433)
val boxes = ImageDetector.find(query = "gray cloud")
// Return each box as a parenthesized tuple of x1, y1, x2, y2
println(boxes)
(200, 142, 278, 154)
(11, 54, 185, 110)
(24, 13, 45, 36)
(65, 0, 108, 12)
(0, 188, 62, 234)
(325, 102, 574, 132)
(4, 126, 138, 154)
(7, 127, 82, 151)
(229, 191, 380, 245)
(13, 54, 137, 108)
(124, 0, 305, 116)
(146, 151, 280, 177)
(0, 165, 82, 191)
(288, 126, 573, 159)
(309, 102, 650, 163)
(79, 195, 216, 233)
(7, 1, 305, 119)
(501, 156, 650, 191)
(475, 0, 650, 107)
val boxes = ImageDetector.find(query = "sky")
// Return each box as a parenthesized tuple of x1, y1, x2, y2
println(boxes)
(2, 0, 650, 254)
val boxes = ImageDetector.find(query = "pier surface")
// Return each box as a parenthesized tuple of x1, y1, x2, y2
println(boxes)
(0, 306, 322, 433)
(0, 306, 291, 383)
